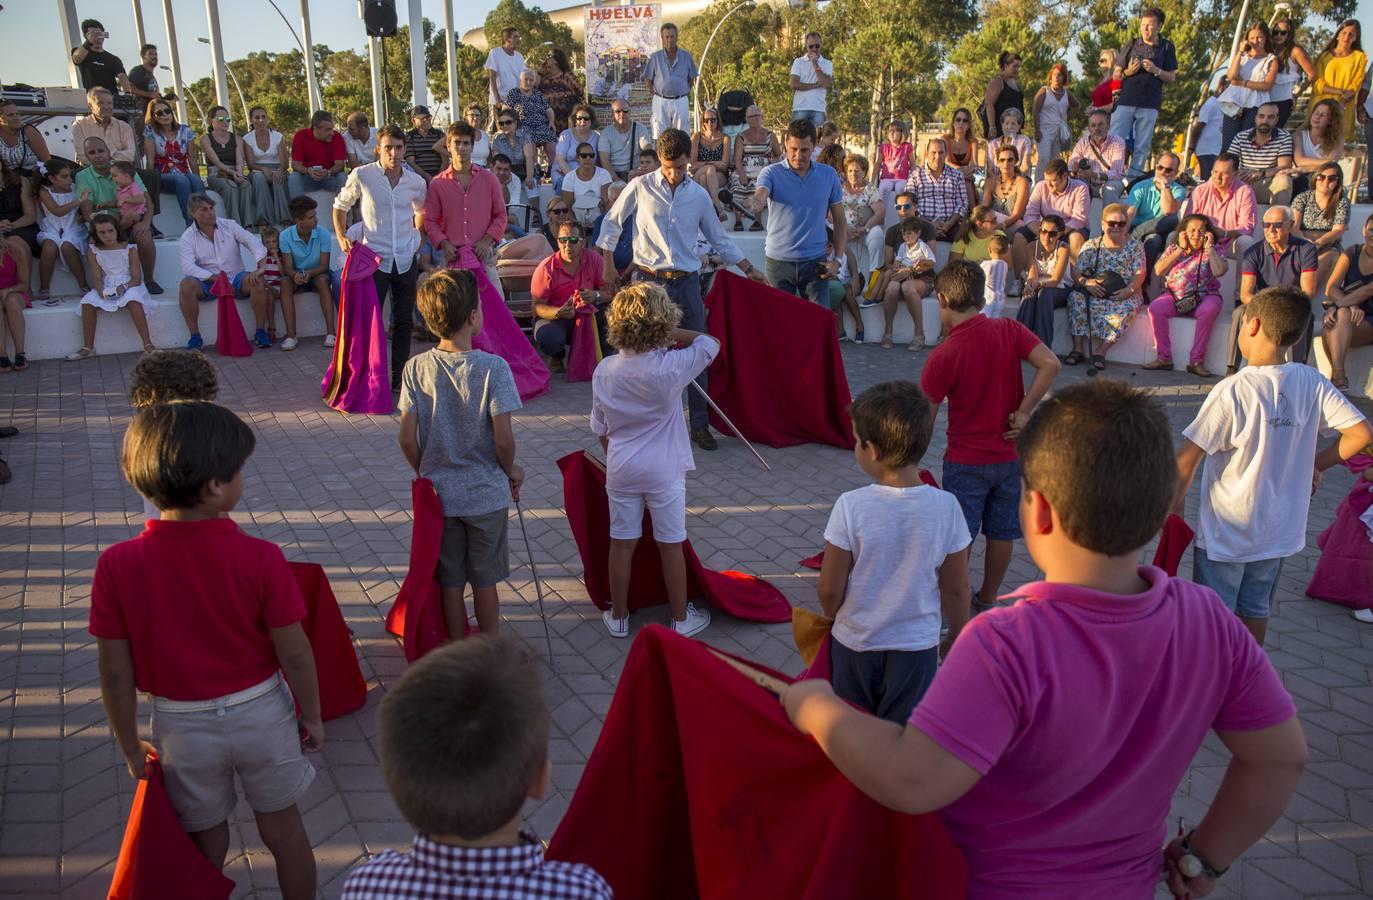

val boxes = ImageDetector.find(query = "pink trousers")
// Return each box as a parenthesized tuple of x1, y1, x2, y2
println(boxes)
(1148, 292, 1222, 365)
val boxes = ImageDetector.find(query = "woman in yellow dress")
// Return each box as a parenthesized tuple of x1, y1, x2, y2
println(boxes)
(1312, 20, 1367, 141)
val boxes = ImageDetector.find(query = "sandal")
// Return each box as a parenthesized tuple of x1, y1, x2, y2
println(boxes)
(0, 357, 10, 373)
(12, 353, 27, 371)
(749, 221, 764, 232)
(907, 339, 924, 352)
(1062, 351, 1085, 366)
(143, 343, 157, 354)
(733, 220, 743, 232)
(1331, 370, 1350, 390)
(880, 334, 894, 349)
(65, 347, 94, 361)
(1091, 354, 1106, 370)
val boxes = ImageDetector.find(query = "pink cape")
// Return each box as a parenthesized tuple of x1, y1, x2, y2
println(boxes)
(212, 272, 252, 357)
(452, 248, 549, 402)
(321, 245, 393, 414)
(1308, 457, 1373, 609)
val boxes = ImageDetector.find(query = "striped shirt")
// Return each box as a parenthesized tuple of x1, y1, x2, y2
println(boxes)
(1230, 128, 1294, 172)
(404, 127, 445, 178)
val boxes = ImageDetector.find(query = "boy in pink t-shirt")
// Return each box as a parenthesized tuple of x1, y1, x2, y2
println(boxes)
(784, 380, 1305, 900)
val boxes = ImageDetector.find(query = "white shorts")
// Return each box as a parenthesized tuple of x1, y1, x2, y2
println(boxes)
(607, 479, 687, 543)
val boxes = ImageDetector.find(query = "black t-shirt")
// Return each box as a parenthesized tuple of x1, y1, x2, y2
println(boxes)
(127, 64, 159, 110)
(1114, 36, 1177, 111)
(73, 45, 126, 93)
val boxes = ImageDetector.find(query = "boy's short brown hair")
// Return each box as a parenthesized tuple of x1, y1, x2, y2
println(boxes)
(122, 401, 255, 510)
(128, 350, 219, 408)
(417, 268, 480, 339)
(850, 381, 934, 469)
(287, 194, 317, 221)
(935, 259, 985, 313)
(1018, 380, 1175, 555)
(1242, 285, 1312, 350)
(378, 635, 548, 840)
(606, 282, 681, 352)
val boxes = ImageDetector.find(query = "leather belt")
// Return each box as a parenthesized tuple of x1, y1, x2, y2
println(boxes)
(635, 265, 694, 281)
(655, 94, 686, 100)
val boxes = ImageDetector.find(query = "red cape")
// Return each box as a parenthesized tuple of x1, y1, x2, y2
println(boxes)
(289, 562, 367, 720)
(559, 450, 791, 622)
(546, 626, 968, 898)
(212, 272, 253, 357)
(1150, 514, 1194, 578)
(385, 478, 469, 662)
(108, 754, 234, 900)
(705, 271, 855, 449)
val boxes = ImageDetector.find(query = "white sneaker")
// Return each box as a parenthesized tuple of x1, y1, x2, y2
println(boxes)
(670, 602, 711, 638)
(280, 337, 298, 351)
(602, 609, 629, 638)
(1353, 608, 1373, 624)
(324, 334, 337, 347)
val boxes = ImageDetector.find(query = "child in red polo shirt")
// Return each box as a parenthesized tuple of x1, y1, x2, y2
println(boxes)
(921, 260, 1061, 608)
(91, 402, 323, 900)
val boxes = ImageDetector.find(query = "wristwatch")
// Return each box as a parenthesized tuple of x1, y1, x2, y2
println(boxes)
(1178, 831, 1228, 881)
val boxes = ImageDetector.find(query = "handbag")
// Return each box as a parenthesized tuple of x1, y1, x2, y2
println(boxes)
(1166, 250, 1207, 314)
(1074, 245, 1126, 297)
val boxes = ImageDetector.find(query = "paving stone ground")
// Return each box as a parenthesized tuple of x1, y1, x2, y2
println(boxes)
(3, 334, 1373, 899)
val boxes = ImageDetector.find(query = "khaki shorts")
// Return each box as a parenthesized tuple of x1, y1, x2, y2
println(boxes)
(436, 508, 510, 588)
(150, 675, 314, 832)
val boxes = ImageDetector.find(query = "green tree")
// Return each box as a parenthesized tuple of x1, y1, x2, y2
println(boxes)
(939, 15, 1059, 132)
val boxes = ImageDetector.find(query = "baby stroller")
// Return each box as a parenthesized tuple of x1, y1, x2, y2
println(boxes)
(717, 89, 753, 138)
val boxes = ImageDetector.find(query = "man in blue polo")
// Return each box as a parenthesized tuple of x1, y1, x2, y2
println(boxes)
(748, 118, 846, 299)
(1227, 205, 1318, 372)
(643, 23, 696, 138)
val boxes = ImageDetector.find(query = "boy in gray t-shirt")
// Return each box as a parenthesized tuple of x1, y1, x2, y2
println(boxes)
(400, 270, 523, 636)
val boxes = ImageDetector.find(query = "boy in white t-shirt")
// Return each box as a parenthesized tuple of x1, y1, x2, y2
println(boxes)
(1176, 285, 1372, 645)
(818, 380, 972, 723)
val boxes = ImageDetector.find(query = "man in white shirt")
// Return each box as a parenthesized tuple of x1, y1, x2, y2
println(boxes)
(789, 32, 834, 127)
(643, 24, 697, 137)
(342, 112, 378, 168)
(332, 124, 428, 388)
(490, 153, 530, 237)
(485, 28, 526, 122)
(597, 128, 768, 450)
(1190, 81, 1225, 180)
(176, 193, 268, 350)
(598, 100, 650, 181)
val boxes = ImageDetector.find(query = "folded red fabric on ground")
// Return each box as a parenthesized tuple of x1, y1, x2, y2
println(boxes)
(705, 271, 855, 449)
(1308, 471, 1373, 609)
(385, 478, 467, 662)
(288, 562, 367, 720)
(1151, 514, 1194, 578)
(212, 272, 253, 358)
(109, 754, 234, 900)
(546, 626, 967, 899)
(558, 450, 790, 622)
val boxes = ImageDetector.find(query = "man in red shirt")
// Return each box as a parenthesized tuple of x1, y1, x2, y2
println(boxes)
(921, 260, 1061, 609)
(289, 110, 346, 197)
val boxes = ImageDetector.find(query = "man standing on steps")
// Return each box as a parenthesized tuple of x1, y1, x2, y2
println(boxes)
(485, 28, 525, 127)
(333, 125, 427, 390)
(644, 23, 696, 138)
(75, 137, 162, 294)
(1109, 7, 1177, 180)
(789, 32, 833, 127)
(597, 128, 768, 451)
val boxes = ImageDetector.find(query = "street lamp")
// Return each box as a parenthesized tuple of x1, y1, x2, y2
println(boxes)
(198, 37, 251, 127)
(692, 0, 755, 132)
(162, 65, 205, 122)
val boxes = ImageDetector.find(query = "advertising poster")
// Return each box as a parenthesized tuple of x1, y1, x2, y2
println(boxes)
(584, 4, 661, 127)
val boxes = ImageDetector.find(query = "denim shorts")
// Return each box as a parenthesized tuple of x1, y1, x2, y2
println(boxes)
(198, 271, 246, 301)
(1191, 547, 1283, 619)
(942, 459, 1023, 541)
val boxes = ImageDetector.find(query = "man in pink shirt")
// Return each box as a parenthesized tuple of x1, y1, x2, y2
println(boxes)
(1067, 109, 1128, 202)
(423, 122, 506, 287)
(1012, 158, 1089, 274)
(1180, 151, 1256, 257)
(784, 379, 1304, 900)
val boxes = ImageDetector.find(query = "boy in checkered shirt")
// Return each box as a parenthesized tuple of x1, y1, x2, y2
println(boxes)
(341, 635, 611, 899)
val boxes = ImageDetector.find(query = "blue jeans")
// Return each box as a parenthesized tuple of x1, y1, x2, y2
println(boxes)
(943, 459, 1023, 541)
(288, 171, 345, 198)
(830, 638, 939, 725)
(630, 269, 708, 430)
(791, 109, 826, 127)
(160, 170, 207, 225)
(764, 257, 824, 299)
(1192, 547, 1283, 619)
(1109, 105, 1159, 180)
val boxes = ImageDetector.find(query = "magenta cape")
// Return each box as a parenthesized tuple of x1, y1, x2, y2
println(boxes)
(321, 244, 393, 415)
(453, 249, 550, 402)
(1308, 457, 1373, 609)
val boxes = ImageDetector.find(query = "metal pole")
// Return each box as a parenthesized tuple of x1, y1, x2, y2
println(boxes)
(160, 0, 188, 124)
(300, 0, 321, 112)
(204, 0, 230, 109)
(692, 0, 753, 133)
(197, 38, 250, 126)
(131, 0, 147, 50)
(444, 0, 458, 122)
(514, 501, 556, 662)
(407, 0, 427, 110)
(687, 381, 771, 470)
(368, 36, 385, 125)
(59, 0, 82, 89)
(167, 68, 206, 122)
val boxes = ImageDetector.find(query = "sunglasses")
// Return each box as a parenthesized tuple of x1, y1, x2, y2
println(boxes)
(1262, 221, 1288, 229)
(155, 109, 172, 116)
(574, 116, 591, 122)
(895, 203, 913, 210)
(1273, 27, 1290, 35)
(1315, 173, 1339, 181)
(215, 116, 231, 122)
(806, 44, 821, 49)
(1105, 220, 1127, 227)
(1156, 165, 1176, 173)
(954, 117, 970, 123)
(577, 153, 596, 159)
(998, 156, 1016, 163)
(1040, 229, 1061, 237)
(549, 207, 571, 214)
(703, 117, 718, 123)
(498, 119, 515, 126)
(557, 236, 582, 244)
(612, 109, 628, 114)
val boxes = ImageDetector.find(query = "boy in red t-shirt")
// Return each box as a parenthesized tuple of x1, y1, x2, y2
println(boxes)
(920, 259, 1061, 608)
(91, 402, 322, 899)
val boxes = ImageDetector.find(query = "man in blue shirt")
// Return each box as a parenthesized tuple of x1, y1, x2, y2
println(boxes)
(748, 118, 846, 299)
(1124, 150, 1187, 269)
(1109, 7, 1178, 180)
(278, 195, 336, 350)
(1228, 205, 1318, 371)
(643, 23, 697, 138)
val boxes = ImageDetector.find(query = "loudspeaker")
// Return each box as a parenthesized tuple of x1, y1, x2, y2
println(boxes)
(363, 0, 398, 37)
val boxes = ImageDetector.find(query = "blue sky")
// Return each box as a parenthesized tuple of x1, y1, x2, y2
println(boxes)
(6, 0, 1372, 90)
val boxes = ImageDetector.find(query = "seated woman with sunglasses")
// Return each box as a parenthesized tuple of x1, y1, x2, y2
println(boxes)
(1014, 215, 1072, 346)
(1292, 162, 1350, 294)
(1063, 204, 1147, 371)
(1144, 214, 1227, 378)
(559, 143, 614, 241)
(531, 219, 609, 372)
(492, 108, 539, 192)
(553, 104, 599, 192)
(690, 109, 730, 221)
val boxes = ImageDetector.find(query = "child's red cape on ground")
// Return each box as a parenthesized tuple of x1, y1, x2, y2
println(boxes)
(212, 272, 253, 357)
(108, 754, 234, 900)
(546, 626, 967, 899)
(385, 478, 469, 662)
(558, 451, 790, 622)
(705, 271, 855, 449)
(288, 562, 367, 720)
